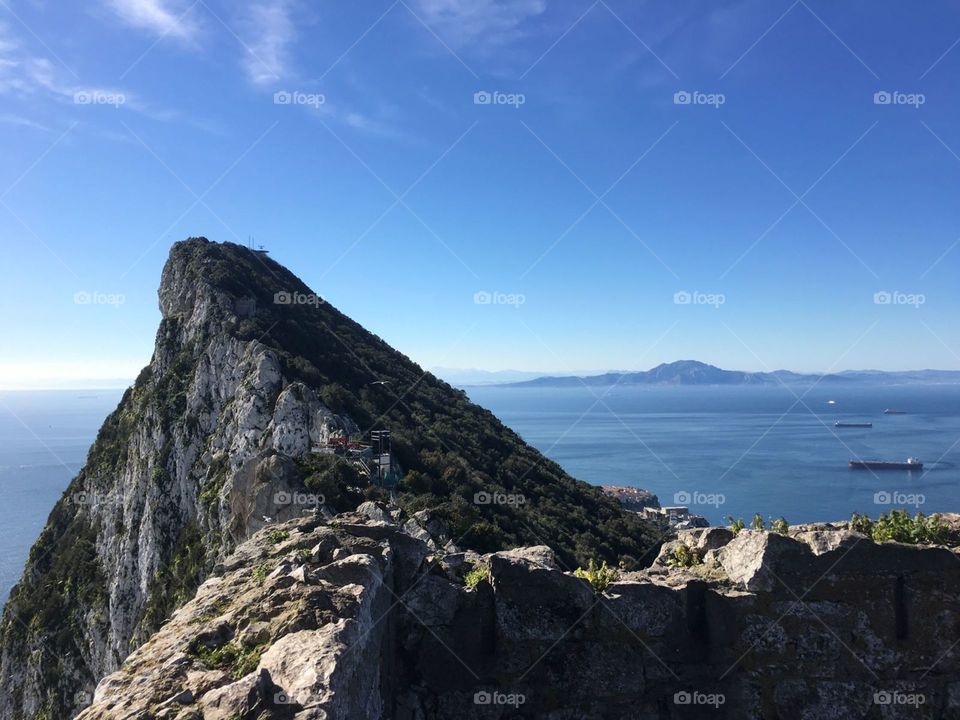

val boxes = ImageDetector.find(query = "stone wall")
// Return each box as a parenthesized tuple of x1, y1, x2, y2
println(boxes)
(75, 507, 960, 719)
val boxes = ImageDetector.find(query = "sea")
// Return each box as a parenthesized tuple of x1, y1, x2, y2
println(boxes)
(468, 383, 960, 528)
(1, 383, 959, 603)
(0, 390, 124, 604)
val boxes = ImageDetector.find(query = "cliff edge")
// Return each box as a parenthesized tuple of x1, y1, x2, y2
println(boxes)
(75, 506, 960, 719)
(0, 239, 660, 719)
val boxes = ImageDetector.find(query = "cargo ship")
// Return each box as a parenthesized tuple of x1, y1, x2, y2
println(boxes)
(849, 457, 923, 470)
(883, 409, 907, 415)
(835, 421, 873, 428)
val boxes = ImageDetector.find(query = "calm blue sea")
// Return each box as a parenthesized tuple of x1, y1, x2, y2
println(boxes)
(467, 384, 960, 527)
(0, 390, 124, 604)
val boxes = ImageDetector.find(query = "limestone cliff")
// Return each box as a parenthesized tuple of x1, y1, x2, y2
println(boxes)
(0, 238, 660, 719)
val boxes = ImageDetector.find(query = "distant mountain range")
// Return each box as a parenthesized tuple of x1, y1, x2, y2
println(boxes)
(497, 361, 960, 388)
(429, 367, 586, 386)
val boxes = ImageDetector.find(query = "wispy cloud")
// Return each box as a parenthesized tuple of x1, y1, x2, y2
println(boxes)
(0, 22, 176, 124)
(414, 0, 547, 49)
(104, 0, 198, 40)
(238, 0, 297, 85)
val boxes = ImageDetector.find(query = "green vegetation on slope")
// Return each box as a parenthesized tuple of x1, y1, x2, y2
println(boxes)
(0, 237, 667, 718)
(169, 238, 664, 569)
(140, 521, 206, 632)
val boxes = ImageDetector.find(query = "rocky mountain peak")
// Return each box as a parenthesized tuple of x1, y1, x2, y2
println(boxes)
(0, 238, 660, 719)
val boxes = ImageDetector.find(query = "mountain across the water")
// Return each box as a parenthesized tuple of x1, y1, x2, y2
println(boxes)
(499, 360, 960, 387)
(501, 360, 846, 387)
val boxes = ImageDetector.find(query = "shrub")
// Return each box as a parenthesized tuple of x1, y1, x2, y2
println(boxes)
(299, 454, 364, 511)
(189, 641, 264, 679)
(849, 512, 873, 535)
(574, 559, 620, 594)
(727, 516, 745, 535)
(665, 543, 702, 568)
(869, 510, 947, 545)
(770, 517, 789, 535)
(751, 513, 765, 531)
(464, 564, 491, 590)
(268, 529, 289, 544)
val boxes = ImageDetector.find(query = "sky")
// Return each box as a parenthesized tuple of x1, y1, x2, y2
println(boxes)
(1, 0, 960, 388)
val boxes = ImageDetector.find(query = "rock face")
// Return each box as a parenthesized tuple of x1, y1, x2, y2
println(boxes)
(0, 239, 663, 719)
(8, 237, 960, 719)
(76, 511, 413, 720)
(74, 513, 960, 720)
(0, 245, 359, 720)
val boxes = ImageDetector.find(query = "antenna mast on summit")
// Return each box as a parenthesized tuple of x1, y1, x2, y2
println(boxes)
(247, 235, 269, 254)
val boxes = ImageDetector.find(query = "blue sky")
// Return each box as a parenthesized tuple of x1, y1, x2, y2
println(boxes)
(1, 0, 959, 388)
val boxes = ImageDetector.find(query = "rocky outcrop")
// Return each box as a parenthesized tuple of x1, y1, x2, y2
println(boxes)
(72, 509, 960, 719)
(13, 237, 960, 719)
(0, 238, 665, 720)
(76, 511, 414, 720)
(0, 243, 358, 719)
